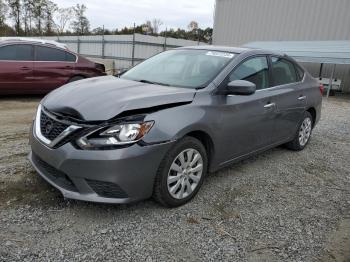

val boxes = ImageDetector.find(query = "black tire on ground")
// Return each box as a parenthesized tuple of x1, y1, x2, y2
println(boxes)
(285, 111, 313, 151)
(68, 76, 85, 83)
(153, 136, 208, 207)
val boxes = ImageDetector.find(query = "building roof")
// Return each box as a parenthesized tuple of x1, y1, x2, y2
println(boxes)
(244, 41, 350, 64)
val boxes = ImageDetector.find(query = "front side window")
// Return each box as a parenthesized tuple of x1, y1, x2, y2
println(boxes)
(35, 46, 74, 62)
(121, 49, 235, 88)
(0, 44, 33, 61)
(229, 56, 269, 90)
(271, 57, 298, 86)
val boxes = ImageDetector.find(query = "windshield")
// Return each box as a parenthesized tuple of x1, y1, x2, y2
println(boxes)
(121, 49, 235, 88)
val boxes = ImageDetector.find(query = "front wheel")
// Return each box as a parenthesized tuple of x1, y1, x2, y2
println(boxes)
(285, 111, 313, 151)
(153, 137, 208, 207)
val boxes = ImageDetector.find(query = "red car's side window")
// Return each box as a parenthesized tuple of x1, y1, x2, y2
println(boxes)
(0, 44, 33, 61)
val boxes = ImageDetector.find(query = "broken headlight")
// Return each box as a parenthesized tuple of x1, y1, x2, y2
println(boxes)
(76, 121, 154, 150)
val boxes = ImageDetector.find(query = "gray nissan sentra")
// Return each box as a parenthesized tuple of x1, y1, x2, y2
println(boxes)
(29, 46, 322, 207)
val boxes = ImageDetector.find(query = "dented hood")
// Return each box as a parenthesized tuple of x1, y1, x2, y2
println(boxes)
(42, 76, 196, 121)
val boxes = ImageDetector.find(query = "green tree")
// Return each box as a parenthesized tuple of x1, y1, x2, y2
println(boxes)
(71, 4, 90, 35)
(43, 0, 57, 35)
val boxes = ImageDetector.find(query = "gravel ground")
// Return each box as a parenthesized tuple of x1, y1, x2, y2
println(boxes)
(0, 96, 349, 262)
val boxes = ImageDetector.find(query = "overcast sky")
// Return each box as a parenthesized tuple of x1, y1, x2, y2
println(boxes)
(54, 0, 215, 31)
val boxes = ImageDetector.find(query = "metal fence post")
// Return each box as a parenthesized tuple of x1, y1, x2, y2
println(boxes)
(131, 23, 136, 67)
(197, 29, 200, 45)
(102, 25, 105, 59)
(326, 64, 336, 98)
(77, 36, 81, 54)
(163, 28, 167, 51)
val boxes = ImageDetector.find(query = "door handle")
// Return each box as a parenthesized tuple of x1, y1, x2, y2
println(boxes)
(64, 65, 73, 69)
(264, 102, 276, 109)
(20, 66, 31, 71)
(298, 96, 306, 101)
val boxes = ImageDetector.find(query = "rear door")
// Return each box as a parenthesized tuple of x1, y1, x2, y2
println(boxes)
(268, 56, 307, 142)
(33, 45, 77, 93)
(0, 44, 34, 94)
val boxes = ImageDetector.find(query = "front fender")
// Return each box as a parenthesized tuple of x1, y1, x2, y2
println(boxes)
(142, 104, 216, 145)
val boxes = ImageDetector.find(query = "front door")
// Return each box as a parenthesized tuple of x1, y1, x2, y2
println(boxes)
(216, 56, 278, 164)
(0, 44, 34, 94)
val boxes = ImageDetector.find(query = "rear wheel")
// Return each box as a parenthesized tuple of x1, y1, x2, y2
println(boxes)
(68, 76, 85, 83)
(153, 137, 208, 207)
(285, 111, 313, 151)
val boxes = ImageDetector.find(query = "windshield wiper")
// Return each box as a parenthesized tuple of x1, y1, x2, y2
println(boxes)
(138, 79, 170, 86)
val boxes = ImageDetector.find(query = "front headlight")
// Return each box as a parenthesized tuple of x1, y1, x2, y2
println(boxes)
(76, 121, 154, 150)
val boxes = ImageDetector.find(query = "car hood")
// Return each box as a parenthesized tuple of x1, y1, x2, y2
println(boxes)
(42, 76, 196, 121)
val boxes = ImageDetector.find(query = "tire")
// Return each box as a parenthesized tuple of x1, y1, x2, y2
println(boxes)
(68, 76, 85, 83)
(285, 111, 313, 151)
(153, 137, 208, 207)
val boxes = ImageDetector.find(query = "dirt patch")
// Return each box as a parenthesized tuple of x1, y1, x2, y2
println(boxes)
(319, 218, 350, 262)
(0, 169, 62, 208)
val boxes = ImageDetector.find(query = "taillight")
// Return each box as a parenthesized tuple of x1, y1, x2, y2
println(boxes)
(319, 83, 324, 95)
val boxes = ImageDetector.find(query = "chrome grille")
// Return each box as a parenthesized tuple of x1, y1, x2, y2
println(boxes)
(40, 110, 69, 141)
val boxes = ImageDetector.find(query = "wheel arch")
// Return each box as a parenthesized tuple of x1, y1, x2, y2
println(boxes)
(306, 107, 317, 127)
(67, 74, 86, 83)
(184, 130, 215, 171)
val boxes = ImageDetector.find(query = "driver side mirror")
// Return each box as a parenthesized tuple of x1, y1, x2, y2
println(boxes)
(226, 80, 256, 95)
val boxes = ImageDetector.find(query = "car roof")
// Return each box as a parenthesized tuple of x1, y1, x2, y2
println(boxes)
(0, 37, 68, 50)
(178, 45, 286, 57)
(178, 45, 250, 53)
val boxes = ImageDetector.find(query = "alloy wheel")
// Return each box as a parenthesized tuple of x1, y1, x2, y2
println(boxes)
(298, 117, 312, 146)
(167, 148, 203, 199)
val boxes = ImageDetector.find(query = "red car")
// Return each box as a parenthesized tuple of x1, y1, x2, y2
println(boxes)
(0, 38, 106, 95)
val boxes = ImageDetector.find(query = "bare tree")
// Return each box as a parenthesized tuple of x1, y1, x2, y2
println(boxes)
(22, 0, 34, 35)
(0, 0, 8, 26)
(43, 0, 57, 35)
(32, 0, 47, 35)
(56, 6, 73, 34)
(6, 0, 21, 34)
(151, 18, 162, 34)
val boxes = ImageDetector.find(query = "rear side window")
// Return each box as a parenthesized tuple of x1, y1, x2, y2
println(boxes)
(229, 56, 269, 90)
(295, 65, 305, 80)
(271, 57, 298, 86)
(35, 46, 76, 62)
(65, 52, 76, 62)
(0, 44, 33, 61)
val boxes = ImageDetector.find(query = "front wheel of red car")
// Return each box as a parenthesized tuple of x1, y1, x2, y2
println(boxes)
(153, 137, 208, 207)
